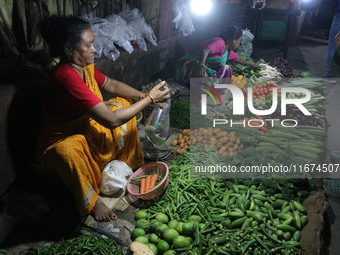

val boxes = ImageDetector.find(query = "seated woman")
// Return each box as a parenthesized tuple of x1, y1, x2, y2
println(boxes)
(175, 25, 259, 86)
(37, 16, 170, 222)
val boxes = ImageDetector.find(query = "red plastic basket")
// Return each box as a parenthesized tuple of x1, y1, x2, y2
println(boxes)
(127, 162, 169, 200)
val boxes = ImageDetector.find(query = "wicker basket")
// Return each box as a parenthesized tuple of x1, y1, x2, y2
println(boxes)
(127, 162, 169, 200)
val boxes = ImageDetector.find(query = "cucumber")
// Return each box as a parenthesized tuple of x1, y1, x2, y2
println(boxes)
(293, 150, 319, 161)
(252, 194, 268, 201)
(246, 210, 265, 222)
(300, 215, 308, 227)
(258, 142, 283, 152)
(231, 216, 247, 228)
(292, 231, 301, 242)
(277, 224, 296, 233)
(288, 145, 322, 154)
(292, 201, 306, 213)
(269, 130, 302, 140)
(293, 211, 301, 229)
(277, 213, 293, 221)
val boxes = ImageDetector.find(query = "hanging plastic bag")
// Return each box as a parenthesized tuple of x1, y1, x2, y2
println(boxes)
(99, 160, 133, 195)
(172, 0, 195, 36)
(144, 99, 171, 149)
(237, 29, 254, 56)
(118, 8, 157, 51)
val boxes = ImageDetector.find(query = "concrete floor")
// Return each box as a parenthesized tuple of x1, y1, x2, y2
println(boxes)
(252, 35, 340, 255)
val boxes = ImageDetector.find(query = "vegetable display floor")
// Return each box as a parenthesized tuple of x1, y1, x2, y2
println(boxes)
(253, 35, 340, 255)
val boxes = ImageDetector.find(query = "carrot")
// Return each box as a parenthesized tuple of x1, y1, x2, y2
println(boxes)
(148, 174, 158, 191)
(140, 177, 146, 193)
(145, 175, 152, 192)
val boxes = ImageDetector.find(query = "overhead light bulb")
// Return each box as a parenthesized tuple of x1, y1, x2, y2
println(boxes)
(190, 0, 212, 15)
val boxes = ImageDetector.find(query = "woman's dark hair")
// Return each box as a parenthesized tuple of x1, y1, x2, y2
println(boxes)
(39, 15, 91, 59)
(222, 25, 243, 41)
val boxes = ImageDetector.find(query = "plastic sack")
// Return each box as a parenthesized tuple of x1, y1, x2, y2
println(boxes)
(99, 160, 133, 195)
(144, 99, 171, 149)
(118, 8, 157, 51)
(88, 15, 135, 60)
(172, 0, 195, 36)
(237, 29, 254, 56)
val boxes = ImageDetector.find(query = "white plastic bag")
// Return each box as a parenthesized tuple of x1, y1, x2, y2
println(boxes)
(118, 8, 157, 51)
(172, 0, 195, 36)
(99, 160, 133, 195)
(237, 29, 254, 56)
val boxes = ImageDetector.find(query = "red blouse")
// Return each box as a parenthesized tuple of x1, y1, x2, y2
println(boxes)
(43, 63, 106, 119)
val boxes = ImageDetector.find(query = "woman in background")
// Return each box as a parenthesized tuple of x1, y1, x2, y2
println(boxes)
(37, 15, 169, 222)
(175, 25, 259, 86)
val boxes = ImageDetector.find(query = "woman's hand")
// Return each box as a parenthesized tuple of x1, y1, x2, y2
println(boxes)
(148, 81, 171, 103)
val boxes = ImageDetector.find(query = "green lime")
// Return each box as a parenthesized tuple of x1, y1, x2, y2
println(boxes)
(188, 215, 202, 223)
(168, 219, 178, 229)
(173, 235, 190, 248)
(162, 229, 179, 243)
(131, 228, 146, 240)
(155, 213, 169, 224)
(135, 210, 149, 220)
(155, 224, 169, 236)
(175, 222, 184, 234)
(136, 219, 150, 231)
(149, 233, 160, 244)
(182, 221, 195, 235)
(163, 250, 176, 255)
(134, 236, 149, 244)
(186, 236, 193, 244)
(147, 243, 158, 255)
(150, 220, 163, 232)
(157, 240, 170, 253)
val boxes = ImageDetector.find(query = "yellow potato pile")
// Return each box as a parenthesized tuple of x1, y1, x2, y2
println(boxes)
(191, 128, 243, 157)
(171, 129, 190, 155)
(170, 128, 243, 157)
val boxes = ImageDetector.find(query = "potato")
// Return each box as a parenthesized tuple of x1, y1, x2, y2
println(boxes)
(183, 129, 190, 135)
(229, 136, 236, 143)
(210, 137, 217, 144)
(177, 138, 185, 144)
(171, 139, 178, 146)
(176, 148, 183, 154)
(178, 134, 183, 139)
(219, 147, 226, 155)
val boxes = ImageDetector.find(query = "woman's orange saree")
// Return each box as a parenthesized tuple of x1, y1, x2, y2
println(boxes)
(37, 64, 144, 216)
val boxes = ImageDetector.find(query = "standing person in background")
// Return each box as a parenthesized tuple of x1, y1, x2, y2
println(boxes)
(37, 15, 170, 222)
(326, 0, 340, 77)
(175, 25, 259, 87)
(331, 32, 340, 77)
